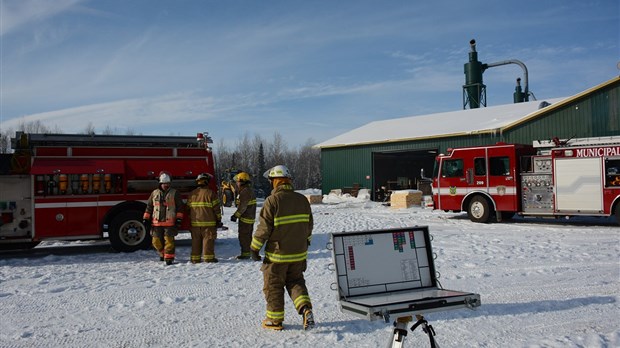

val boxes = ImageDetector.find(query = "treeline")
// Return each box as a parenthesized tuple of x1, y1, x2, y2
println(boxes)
(0, 121, 322, 191)
(214, 132, 321, 194)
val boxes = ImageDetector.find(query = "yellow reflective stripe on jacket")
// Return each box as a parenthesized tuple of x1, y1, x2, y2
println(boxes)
(191, 221, 217, 227)
(265, 251, 307, 263)
(188, 201, 218, 208)
(273, 214, 310, 226)
(248, 199, 257, 205)
(251, 237, 264, 250)
(239, 217, 255, 224)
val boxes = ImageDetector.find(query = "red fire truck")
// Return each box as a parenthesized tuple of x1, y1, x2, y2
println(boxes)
(0, 132, 216, 251)
(431, 136, 620, 225)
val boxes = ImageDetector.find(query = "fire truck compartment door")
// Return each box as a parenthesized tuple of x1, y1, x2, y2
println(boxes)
(555, 157, 603, 212)
(30, 159, 125, 175)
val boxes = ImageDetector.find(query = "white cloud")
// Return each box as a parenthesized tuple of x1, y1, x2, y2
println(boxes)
(0, 0, 84, 36)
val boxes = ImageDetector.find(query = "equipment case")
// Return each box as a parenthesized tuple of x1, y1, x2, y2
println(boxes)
(330, 226, 480, 322)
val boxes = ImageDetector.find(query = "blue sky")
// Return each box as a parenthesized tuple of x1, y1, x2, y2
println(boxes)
(1, 0, 618, 148)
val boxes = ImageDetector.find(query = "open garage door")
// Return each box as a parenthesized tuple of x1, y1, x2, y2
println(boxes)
(372, 149, 437, 201)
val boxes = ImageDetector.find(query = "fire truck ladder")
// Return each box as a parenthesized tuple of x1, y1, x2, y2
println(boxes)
(12, 132, 213, 149)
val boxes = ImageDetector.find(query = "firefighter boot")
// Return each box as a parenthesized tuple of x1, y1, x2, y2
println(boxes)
(236, 251, 251, 260)
(261, 319, 283, 331)
(302, 306, 315, 330)
(204, 255, 219, 263)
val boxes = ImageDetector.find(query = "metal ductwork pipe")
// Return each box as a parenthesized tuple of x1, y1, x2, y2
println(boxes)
(486, 59, 530, 102)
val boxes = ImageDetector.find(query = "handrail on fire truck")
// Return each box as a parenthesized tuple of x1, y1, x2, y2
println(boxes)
(533, 136, 620, 149)
(12, 132, 213, 149)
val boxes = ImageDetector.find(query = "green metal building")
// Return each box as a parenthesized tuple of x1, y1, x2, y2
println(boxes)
(316, 77, 619, 200)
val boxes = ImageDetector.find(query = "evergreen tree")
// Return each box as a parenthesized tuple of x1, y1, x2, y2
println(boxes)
(256, 143, 269, 197)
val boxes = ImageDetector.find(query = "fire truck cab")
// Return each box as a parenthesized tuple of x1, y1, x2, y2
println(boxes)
(0, 132, 216, 251)
(432, 136, 620, 225)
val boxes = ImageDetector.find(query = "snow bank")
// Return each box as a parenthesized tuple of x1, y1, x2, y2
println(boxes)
(322, 188, 371, 204)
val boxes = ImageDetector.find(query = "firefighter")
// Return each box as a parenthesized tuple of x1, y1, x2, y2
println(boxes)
(250, 165, 315, 331)
(230, 171, 257, 260)
(186, 173, 222, 263)
(143, 171, 184, 265)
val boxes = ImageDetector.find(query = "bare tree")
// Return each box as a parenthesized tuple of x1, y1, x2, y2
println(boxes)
(0, 130, 12, 153)
(82, 122, 96, 135)
(265, 131, 286, 167)
(213, 138, 233, 181)
(292, 138, 321, 189)
(234, 132, 253, 173)
(102, 125, 116, 135)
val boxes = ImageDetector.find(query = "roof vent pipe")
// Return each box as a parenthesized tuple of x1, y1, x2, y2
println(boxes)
(462, 39, 487, 109)
(514, 78, 525, 103)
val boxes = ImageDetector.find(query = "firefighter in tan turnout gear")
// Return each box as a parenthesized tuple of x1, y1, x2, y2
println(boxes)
(186, 173, 222, 263)
(230, 172, 257, 260)
(250, 165, 315, 331)
(143, 171, 184, 265)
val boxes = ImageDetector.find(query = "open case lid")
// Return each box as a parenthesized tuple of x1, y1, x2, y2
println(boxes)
(330, 226, 480, 321)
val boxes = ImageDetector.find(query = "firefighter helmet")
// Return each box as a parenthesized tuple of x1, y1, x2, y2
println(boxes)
(158, 171, 172, 183)
(233, 172, 251, 183)
(264, 165, 291, 179)
(195, 172, 213, 185)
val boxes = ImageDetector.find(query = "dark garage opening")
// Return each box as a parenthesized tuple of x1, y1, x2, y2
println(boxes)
(372, 149, 437, 201)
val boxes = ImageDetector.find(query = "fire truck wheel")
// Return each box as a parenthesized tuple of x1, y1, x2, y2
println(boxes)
(615, 205, 620, 226)
(467, 196, 491, 223)
(223, 189, 234, 207)
(109, 211, 151, 252)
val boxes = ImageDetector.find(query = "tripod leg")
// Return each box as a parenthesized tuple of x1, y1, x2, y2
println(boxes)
(387, 316, 412, 348)
(411, 315, 439, 348)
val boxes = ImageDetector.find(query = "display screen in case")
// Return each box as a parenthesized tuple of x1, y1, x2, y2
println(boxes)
(330, 226, 480, 321)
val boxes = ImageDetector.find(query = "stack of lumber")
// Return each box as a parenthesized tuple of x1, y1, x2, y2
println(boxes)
(305, 194, 323, 204)
(390, 190, 422, 209)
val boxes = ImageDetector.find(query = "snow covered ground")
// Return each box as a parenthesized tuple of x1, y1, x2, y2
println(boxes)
(1, 193, 619, 348)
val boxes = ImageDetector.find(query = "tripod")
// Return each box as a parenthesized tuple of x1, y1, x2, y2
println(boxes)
(388, 315, 439, 348)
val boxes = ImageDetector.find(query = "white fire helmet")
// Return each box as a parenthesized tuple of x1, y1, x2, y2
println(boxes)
(263, 165, 291, 179)
(195, 172, 213, 184)
(159, 171, 172, 184)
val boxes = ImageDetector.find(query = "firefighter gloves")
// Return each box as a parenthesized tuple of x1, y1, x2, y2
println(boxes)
(230, 215, 237, 222)
(251, 250, 262, 261)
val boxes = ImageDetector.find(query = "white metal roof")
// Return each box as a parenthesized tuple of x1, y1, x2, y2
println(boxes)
(315, 97, 566, 148)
